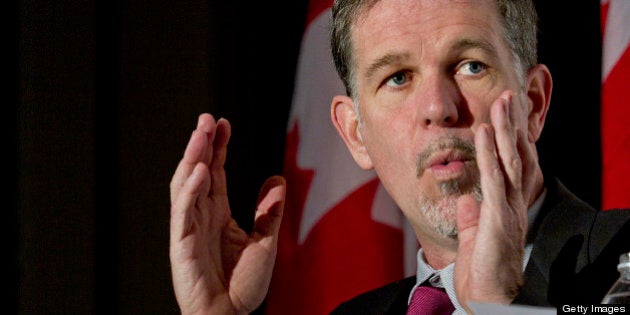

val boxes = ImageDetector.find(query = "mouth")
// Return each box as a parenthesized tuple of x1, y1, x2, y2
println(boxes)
(422, 150, 474, 180)
(415, 136, 477, 180)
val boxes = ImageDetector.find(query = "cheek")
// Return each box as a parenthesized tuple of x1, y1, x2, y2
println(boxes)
(362, 123, 409, 168)
(459, 82, 511, 129)
(360, 114, 416, 172)
(465, 99, 493, 131)
(457, 71, 508, 126)
(458, 76, 498, 99)
(360, 115, 421, 194)
(360, 103, 410, 156)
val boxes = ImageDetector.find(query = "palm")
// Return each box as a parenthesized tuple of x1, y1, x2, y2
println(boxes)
(454, 93, 534, 309)
(170, 114, 285, 314)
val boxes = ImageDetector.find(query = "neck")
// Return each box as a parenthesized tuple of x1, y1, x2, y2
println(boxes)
(527, 166, 545, 209)
(418, 235, 458, 270)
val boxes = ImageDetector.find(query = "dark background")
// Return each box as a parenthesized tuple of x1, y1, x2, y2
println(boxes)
(13, 0, 602, 314)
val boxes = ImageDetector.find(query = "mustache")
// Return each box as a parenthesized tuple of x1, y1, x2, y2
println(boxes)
(416, 136, 476, 176)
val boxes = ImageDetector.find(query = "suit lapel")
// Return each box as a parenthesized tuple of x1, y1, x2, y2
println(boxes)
(515, 177, 597, 305)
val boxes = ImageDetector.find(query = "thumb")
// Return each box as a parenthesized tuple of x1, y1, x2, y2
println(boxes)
(252, 176, 286, 240)
(456, 194, 481, 245)
(454, 194, 481, 307)
(455, 194, 481, 271)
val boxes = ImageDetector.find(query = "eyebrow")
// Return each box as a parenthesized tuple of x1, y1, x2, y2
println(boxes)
(363, 38, 498, 81)
(365, 52, 411, 82)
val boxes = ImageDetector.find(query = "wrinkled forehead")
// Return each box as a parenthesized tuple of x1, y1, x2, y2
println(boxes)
(351, 0, 500, 30)
(350, 0, 505, 58)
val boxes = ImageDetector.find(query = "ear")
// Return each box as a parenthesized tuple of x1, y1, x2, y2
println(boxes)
(330, 95, 374, 170)
(525, 64, 553, 142)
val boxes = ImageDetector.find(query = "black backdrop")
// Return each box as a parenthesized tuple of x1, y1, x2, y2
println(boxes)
(14, 0, 601, 314)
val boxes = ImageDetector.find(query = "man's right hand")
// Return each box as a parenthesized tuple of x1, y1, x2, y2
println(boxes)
(169, 113, 286, 315)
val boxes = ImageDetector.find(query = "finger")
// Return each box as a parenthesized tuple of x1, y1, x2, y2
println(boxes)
(209, 118, 231, 197)
(475, 123, 506, 210)
(491, 92, 522, 198)
(169, 114, 216, 202)
(170, 162, 211, 243)
(197, 113, 218, 167)
(454, 194, 480, 283)
(516, 125, 537, 201)
(196, 113, 216, 133)
(252, 176, 286, 242)
(210, 118, 231, 170)
(453, 194, 480, 304)
(170, 129, 209, 203)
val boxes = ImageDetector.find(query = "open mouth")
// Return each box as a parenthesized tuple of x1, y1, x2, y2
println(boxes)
(416, 136, 476, 178)
(428, 150, 471, 168)
(422, 150, 474, 179)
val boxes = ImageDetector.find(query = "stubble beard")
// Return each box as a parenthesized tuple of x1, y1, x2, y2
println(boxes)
(416, 136, 483, 239)
(419, 179, 482, 238)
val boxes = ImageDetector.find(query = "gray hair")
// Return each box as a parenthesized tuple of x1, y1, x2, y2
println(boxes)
(330, 0, 539, 98)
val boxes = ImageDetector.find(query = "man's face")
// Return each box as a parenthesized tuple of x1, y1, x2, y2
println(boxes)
(349, 0, 528, 240)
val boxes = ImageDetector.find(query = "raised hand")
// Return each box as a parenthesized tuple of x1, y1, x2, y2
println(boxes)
(453, 91, 539, 310)
(169, 113, 286, 314)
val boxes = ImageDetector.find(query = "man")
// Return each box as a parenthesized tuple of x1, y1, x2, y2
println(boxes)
(169, 0, 630, 314)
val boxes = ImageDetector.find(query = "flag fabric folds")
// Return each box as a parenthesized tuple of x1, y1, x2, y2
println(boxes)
(264, 1, 417, 314)
(600, 0, 630, 210)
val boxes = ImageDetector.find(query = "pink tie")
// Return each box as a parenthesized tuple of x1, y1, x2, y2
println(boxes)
(406, 285, 455, 315)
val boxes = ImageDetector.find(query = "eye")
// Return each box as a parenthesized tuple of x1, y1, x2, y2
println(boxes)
(385, 71, 410, 87)
(457, 61, 487, 76)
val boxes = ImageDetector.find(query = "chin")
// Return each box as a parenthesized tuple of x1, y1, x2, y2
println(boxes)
(419, 195, 458, 238)
(421, 179, 482, 239)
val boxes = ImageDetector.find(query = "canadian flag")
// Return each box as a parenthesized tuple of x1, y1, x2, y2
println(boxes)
(601, 0, 630, 210)
(264, 1, 417, 314)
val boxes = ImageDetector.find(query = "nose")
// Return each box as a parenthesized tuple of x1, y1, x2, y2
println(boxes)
(417, 74, 460, 128)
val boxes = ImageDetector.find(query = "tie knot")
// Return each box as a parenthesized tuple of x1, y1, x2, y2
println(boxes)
(406, 285, 455, 315)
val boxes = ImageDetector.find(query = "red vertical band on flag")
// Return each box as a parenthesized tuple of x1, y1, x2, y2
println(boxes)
(601, 0, 630, 210)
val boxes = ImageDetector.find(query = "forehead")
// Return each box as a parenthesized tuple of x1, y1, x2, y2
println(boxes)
(354, 0, 501, 32)
(351, 0, 506, 67)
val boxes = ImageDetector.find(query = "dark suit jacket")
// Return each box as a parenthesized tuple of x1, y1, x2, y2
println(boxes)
(331, 178, 630, 314)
